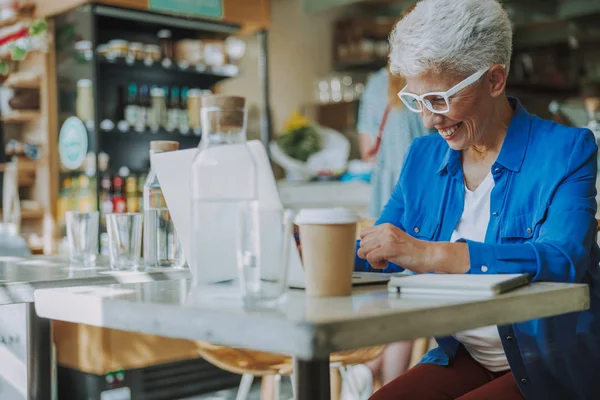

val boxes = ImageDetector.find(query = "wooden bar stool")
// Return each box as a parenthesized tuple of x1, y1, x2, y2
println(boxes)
(195, 341, 386, 400)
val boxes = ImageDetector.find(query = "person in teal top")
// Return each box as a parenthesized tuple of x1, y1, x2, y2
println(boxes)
(358, 67, 434, 218)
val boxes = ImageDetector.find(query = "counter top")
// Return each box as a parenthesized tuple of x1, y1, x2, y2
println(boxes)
(35, 280, 588, 359)
(277, 181, 370, 214)
(0, 255, 191, 305)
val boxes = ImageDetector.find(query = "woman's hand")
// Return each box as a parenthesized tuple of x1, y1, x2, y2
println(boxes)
(358, 223, 471, 274)
(357, 223, 432, 272)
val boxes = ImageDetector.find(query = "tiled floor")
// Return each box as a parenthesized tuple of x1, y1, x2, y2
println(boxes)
(183, 380, 294, 400)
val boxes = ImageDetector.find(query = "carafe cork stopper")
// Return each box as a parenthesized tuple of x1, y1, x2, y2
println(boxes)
(201, 95, 246, 132)
(150, 140, 179, 155)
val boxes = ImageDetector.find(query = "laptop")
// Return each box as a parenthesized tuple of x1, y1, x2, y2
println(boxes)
(151, 141, 392, 288)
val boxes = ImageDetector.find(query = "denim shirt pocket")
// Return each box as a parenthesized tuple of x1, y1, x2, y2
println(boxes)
(405, 213, 439, 241)
(500, 211, 546, 243)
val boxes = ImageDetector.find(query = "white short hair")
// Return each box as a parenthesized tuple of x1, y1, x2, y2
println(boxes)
(389, 0, 513, 77)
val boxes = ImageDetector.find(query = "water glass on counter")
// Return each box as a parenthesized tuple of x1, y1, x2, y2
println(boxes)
(106, 213, 143, 270)
(66, 211, 99, 266)
(236, 207, 295, 307)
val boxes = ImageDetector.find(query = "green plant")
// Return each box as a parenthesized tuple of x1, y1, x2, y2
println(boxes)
(276, 125, 321, 162)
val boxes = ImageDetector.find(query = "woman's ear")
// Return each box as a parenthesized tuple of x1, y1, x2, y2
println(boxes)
(488, 64, 508, 98)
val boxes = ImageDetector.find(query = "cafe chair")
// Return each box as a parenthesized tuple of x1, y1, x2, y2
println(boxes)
(195, 340, 387, 400)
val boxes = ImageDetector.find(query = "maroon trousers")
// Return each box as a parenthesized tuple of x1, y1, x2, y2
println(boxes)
(370, 347, 524, 400)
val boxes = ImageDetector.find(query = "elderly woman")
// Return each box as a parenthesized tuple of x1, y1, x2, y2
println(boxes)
(355, 0, 600, 399)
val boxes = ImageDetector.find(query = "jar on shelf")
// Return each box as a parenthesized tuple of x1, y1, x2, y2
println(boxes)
(149, 87, 167, 132)
(175, 39, 203, 68)
(97, 44, 109, 58)
(76, 79, 94, 124)
(108, 39, 128, 59)
(74, 40, 93, 62)
(127, 42, 144, 63)
(144, 44, 161, 66)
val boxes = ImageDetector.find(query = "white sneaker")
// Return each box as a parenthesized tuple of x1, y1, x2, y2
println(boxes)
(340, 364, 373, 400)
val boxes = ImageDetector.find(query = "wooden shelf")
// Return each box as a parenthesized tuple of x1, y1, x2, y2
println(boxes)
(333, 58, 387, 72)
(21, 209, 44, 219)
(0, 208, 44, 220)
(2, 110, 40, 123)
(0, 160, 37, 173)
(97, 55, 239, 80)
(3, 72, 41, 89)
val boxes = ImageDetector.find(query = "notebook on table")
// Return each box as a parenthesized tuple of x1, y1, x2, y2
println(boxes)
(388, 274, 531, 297)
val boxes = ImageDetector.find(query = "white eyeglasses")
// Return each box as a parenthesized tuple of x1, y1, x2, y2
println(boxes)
(398, 66, 492, 114)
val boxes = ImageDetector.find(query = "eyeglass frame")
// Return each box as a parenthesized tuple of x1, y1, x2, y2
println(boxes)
(398, 65, 502, 114)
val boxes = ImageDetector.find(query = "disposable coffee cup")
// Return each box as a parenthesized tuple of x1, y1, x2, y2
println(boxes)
(295, 208, 360, 297)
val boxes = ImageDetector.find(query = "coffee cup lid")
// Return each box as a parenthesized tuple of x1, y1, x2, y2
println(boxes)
(294, 208, 360, 225)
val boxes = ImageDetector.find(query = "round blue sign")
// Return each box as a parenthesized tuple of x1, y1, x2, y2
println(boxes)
(59, 117, 88, 170)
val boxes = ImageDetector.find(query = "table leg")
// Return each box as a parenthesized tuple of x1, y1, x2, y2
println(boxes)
(26, 303, 51, 400)
(294, 357, 330, 400)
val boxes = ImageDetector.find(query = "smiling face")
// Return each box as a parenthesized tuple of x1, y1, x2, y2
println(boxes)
(404, 66, 507, 151)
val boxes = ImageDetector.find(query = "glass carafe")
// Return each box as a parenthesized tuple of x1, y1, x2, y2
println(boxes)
(190, 95, 259, 289)
(143, 140, 185, 268)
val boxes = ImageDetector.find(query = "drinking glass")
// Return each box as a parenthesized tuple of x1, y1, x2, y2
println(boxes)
(66, 211, 99, 266)
(106, 213, 143, 270)
(236, 207, 294, 307)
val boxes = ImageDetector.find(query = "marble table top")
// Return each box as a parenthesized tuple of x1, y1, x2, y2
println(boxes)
(0, 255, 191, 305)
(34, 279, 588, 359)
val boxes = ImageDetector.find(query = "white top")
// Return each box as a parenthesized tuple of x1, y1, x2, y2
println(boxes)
(450, 173, 510, 372)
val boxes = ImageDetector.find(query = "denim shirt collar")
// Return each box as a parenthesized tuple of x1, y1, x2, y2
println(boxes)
(437, 97, 531, 175)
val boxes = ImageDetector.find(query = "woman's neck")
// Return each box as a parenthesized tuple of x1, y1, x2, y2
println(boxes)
(466, 97, 514, 161)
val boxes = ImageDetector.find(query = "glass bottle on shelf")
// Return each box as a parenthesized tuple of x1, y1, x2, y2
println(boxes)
(137, 172, 146, 213)
(158, 29, 173, 68)
(179, 87, 190, 135)
(125, 174, 138, 212)
(149, 87, 167, 133)
(190, 95, 257, 287)
(77, 174, 95, 213)
(76, 79, 94, 128)
(144, 140, 184, 268)
(136, 84, 150, 133)
(188, 89, 202, 136)
(98, 152, 113, 231)
(167, 86, 180, 133)
(112, 175, 127, 214)
(124, 82, 139, 130)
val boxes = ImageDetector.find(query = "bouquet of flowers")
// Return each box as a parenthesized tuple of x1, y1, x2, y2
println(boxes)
(276, 111, 322, 162)
(270, 111, 350, 181)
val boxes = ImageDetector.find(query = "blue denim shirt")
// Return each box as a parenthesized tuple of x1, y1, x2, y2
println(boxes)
(355, 98, 600, 400)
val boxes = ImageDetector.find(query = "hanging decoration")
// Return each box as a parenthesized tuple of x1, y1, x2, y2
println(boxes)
(0, 18, 48, 74)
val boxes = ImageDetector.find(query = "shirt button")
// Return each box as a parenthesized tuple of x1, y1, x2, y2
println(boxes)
(520, 378, 528, 384)
(506, 335, 513, 340)
(481, 265, 488, 272)
(494, 167, 500, 173)
(492, 212, 499, 217)
(414, 227, 420, 234)
(526, 228, 532, 234)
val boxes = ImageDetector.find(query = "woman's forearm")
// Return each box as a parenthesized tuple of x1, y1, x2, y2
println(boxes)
(429, 241, 470, 274)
